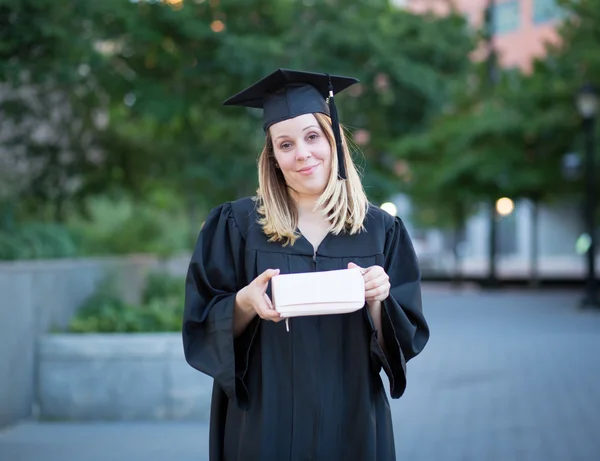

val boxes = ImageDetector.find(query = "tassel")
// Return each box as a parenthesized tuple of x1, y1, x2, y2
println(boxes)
(327, 75, 347, 180)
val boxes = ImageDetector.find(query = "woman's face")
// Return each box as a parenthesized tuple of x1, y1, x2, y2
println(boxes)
(269, 113, 332, 197)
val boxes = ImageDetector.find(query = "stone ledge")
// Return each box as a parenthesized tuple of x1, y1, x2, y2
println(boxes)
(39, 333, 174, 359)
(37, 333, 212, 421)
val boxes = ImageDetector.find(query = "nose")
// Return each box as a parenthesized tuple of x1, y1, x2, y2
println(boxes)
(295, 142, 311, 162)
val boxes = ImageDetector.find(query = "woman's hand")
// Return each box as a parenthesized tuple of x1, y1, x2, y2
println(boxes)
(349, 262, 388, 349)
(235, 268, 282, 322)
(348, 262, 390, 304)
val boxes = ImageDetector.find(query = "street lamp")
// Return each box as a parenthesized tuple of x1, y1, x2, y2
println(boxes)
(495, 197, 514, 217)
(380, 202, 397, 217)
(576, 83, 599, 308)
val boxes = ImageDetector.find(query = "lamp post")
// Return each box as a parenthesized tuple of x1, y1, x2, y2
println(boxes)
(576, 84, 599, 308)
(485, 0, 499, 287)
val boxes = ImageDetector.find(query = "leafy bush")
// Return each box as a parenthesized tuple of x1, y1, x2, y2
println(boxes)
(68, 271, 186, 333)
(0, 190, 194, 261)
(67, 194, 192, 259)
(0, 223, 78, 260)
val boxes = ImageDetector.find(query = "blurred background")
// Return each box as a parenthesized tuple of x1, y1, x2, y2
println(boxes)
(0, 0, 599, 460)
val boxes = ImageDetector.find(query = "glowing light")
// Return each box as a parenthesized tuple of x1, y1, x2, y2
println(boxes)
(124, 93, 136, 107)
(211, 20, 225, 32)
(495, 197, 514, 216)
(576, 233, 592, 255)
(164, 0, 183, 9)
(380, 202, 397, 216)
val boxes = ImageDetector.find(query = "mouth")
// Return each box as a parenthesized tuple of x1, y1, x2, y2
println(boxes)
(297, 164, 319, 175)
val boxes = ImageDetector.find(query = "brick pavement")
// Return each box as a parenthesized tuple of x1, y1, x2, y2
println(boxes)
(1, 287, 599, 461)
(393, 288, 600, 461)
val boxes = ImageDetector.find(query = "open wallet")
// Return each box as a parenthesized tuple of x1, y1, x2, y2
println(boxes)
(271, 268, 365, 330)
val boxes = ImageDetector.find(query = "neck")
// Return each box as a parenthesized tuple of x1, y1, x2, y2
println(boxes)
(290, 190, 321, 217)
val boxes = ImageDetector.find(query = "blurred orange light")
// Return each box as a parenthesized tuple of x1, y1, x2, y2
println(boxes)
(164, 0, 183, 9)
(211, 20, 225, 33)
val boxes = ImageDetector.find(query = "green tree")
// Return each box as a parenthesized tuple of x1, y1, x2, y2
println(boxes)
(0, 0, 107, 221)
(0, 0, 482, 259)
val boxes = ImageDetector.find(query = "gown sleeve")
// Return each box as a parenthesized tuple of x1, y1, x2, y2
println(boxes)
(369, 216, 430, 399)
(182, 202, 259, 409)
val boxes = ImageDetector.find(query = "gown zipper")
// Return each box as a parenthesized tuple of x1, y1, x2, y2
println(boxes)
(285, 250, 317, 333)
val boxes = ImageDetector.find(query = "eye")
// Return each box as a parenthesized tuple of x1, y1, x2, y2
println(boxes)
(306, 132, 319, 142)
(280, 142, 293, 150)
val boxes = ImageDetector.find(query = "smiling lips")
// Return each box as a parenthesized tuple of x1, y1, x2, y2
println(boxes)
(297, 164, 319, 175)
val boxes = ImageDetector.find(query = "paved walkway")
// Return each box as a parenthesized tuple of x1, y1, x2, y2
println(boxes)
(1, 287, 600, 461)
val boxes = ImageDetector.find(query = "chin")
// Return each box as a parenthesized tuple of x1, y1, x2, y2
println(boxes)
(288, 170, 330, 196)
(299, 182, 327, 196)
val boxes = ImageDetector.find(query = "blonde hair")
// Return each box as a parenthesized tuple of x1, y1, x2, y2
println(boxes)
(256, 112, 368, 246)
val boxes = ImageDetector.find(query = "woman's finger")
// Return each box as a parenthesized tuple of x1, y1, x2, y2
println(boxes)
(264, 293, 274, 310)
(365, 282, 390, 300)
(254, 268, 280, 289)
(262, 310, 282, 321)
(362, 269, 381, 284)
(364, 273, 389, 291)
(257, 296, 281, 321)
(257, 306, 281, 320)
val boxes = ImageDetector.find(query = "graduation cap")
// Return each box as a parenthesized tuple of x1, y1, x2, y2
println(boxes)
(223, 69, 359, 180)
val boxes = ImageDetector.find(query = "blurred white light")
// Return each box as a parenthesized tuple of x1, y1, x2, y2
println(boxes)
(78, 64, 90, 77)
(576, 85, 598, 119)
(92, 109, 109, 130)
(124, 93, 136, 107)
(576, 233, 592, 255)
(495, 197, 514, 216)
(380, 202, 397, 216)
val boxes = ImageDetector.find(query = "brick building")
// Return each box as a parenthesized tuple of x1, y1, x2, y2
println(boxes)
(396, 0, 564, 71)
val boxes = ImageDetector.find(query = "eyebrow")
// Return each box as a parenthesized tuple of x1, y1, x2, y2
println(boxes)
(274, 125, 320, 142)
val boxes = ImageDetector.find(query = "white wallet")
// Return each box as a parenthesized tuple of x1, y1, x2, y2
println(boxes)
(271, 268, 365, 319)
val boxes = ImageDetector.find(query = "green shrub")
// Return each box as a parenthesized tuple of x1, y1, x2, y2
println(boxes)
(0, 190, 196, 261)
(0, 223, 78, 260)
(142, 270, 185, 305)
(68, 272, 186, 333)
(67, 194, 192, 258)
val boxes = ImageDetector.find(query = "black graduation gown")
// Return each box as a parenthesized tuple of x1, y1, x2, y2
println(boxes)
(183, 197, 429, 461)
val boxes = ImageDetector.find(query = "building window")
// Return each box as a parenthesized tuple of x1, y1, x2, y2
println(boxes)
(497, 211, 518, 256)
(533, 0, 564, 24)
(493, 1, 520, 34)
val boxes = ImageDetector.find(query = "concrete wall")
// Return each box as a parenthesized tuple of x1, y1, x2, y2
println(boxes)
(37, 333, 212, 421)
(0, 255, 176, 428)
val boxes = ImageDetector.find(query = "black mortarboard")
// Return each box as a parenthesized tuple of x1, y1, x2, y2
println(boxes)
(223, 68, 359, 180)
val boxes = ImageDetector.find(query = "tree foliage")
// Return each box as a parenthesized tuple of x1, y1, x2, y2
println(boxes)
(1, 0, 474, 221)
(392, 0, 599, 231)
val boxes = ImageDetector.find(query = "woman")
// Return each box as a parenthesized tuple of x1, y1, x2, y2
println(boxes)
(183, 69, 429, 461)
